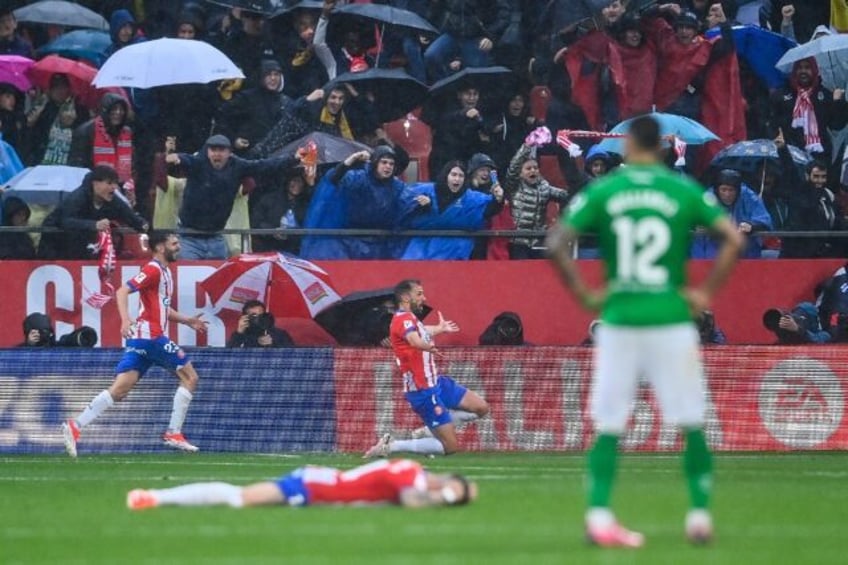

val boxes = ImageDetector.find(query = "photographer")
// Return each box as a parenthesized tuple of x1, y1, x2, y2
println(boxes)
(479, 311, 527, 346)
(697, 310, 726, 346)
(19, 312, 98, 347)
(762, 302, 831, 345)
(226, 300, 295, 348)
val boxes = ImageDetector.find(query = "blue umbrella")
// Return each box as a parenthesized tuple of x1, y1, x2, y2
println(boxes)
(597, 112, 719, 154)
(710, 139, 812, 174)
(705, 25, 796, 89)
(36, 30, 111, 68)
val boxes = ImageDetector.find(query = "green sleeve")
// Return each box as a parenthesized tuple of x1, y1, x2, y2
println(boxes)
(692, 185, 726, 228)
(561, 185, 601, 234)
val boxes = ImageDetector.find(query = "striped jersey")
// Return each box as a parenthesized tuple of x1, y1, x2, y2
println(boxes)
(126, 260, 172, 339)
(390, 310, 438, 392)
(303, 459, 426, 505)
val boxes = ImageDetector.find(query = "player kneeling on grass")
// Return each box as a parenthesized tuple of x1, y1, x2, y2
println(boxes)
(62, 232, 208, 457)
(127, 458, 477, 510)
(364, 279, 489, 458)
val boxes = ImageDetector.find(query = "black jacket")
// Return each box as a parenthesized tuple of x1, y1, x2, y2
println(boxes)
(769, 85, 848, 162)
(0, 196, 35, 260)
(226, 326, 295, 348)
(173, 151, 298, 232)
(37, 176, 147, 259)
(217, 87, 293, 151)
(250, 179, 312, 255)
(428, 0, 512, 41)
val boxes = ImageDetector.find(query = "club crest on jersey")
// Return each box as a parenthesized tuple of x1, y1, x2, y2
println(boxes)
(403, 320, 414, 330)
(133, 272, 147, 283)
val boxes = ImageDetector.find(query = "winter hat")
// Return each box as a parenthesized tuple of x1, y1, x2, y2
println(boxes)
(468, 153, 496, 176)
(205, 134, 232, 149)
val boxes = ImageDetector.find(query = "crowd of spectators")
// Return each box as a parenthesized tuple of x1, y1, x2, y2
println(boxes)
(1, 0, 847, 262)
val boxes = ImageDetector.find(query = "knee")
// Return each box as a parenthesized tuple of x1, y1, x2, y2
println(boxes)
(108, 387, 129, 402)
(441, 440, 460, 455)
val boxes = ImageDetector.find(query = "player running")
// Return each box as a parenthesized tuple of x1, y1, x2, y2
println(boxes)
(547, 115, 744, 548)
(61, 231, 208, 457)
(364, 279, 489, 458)
(127, 458, 477, 509)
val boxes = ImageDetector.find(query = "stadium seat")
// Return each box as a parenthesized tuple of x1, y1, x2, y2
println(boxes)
(539, 154, 568, 189)
(384, 113, 432, 182)
(529, 86, 552, 123)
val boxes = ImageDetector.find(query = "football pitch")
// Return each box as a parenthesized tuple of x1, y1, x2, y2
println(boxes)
(2, 452, 846, 564)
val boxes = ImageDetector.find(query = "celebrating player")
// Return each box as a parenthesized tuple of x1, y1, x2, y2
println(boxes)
(364, 279, 489, 458)
(61, 231, 208, 457)
(127, 458, 477, 510)
(547, 115, 744, 548)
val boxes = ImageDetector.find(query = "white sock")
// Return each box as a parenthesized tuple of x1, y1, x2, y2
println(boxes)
(76, 390, 115, 428)
(586, 507, 616, 529)
(167, 387, 193, 433)
(151, 482, 243, 508)
(390, 437, 446, 455)
(451, 410, 480, 424)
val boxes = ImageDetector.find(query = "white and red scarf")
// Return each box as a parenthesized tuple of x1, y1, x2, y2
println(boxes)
(84, 229, 116, 309)
(792, 88, 824, 154)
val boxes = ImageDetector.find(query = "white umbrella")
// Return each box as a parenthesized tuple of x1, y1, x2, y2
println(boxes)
(2, 165, 90, 205)
(93, 38, 245, 88)
(14, 1, 108, 31)
(775, 33, 848, 90)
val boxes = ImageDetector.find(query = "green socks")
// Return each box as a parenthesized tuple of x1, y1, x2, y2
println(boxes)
(587, 434, 619, 508)
(683, 428, 713, 509)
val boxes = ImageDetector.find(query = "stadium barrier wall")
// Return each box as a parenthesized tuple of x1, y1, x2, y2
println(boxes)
(2, 347, 845, 454)
(0, 259, 845, 348)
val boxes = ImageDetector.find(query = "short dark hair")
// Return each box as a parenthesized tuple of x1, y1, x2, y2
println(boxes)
(241, 300, 266, 314)
(148, 230, 176, 251)
(394, 279, 421, 305)
(90, 164, 120, 183)
(628, 115, 661, 151)
(807, 160, 828, 174)
(446, 474, 472, 506)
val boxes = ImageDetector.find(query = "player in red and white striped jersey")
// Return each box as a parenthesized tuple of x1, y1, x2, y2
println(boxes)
(364, 279, 489, 458)
(127, 458, 477, 510)
(62, 232, 209, 457)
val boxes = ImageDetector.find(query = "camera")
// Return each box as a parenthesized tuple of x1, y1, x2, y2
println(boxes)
(56, 326, 98, 348)
(479, 312, 525, 346)
(247, 312, 275, 333)
(763, 304, 818, 343)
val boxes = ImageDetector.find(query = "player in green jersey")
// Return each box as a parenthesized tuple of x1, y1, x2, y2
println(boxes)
(546, 116, 744, 548)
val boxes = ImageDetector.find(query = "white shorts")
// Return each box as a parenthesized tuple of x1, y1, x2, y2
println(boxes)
(591, 322, 704, 433)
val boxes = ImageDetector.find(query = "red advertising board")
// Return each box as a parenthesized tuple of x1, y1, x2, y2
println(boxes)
(334, 347, 848, 452)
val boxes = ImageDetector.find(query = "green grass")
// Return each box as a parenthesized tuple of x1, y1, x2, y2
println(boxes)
(2, 452, 846, 564)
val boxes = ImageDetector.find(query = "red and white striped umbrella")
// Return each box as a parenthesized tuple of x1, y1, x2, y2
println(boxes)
(199, 252, 341, 319)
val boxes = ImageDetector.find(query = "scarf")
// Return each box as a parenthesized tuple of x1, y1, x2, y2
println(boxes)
(792, 88, 824, 154)
(93, 116, 133, 182)
(342, 48, 369, 73)
(320, 106, 353, 140)
(84, 229, 116, 309)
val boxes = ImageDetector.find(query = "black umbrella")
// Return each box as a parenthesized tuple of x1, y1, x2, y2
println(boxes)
(315, 287, 432, 346)
(205, 0, 276, 16)
(269, 0, 323, 18)
(550, 0, 617, 32)
(330, 3, 438, 35)
(272, 131, 370, 164)
(330, 68, 427, 123)
(423, 66, 516, 124)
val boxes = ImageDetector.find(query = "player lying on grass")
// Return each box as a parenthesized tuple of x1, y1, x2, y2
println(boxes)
(127, 458, 477, 510)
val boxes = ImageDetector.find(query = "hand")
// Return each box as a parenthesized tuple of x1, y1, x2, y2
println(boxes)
(775, 128, 785, 149)
(234, 137, 250, 149)
(466, 108, 480, 120)
(834, 88, 845, 101)
(492, 123, 505, 134)
(492, 184, 504, 202)
(683, 287, 711, 318)
(237, 314, 250, 334)
(479, 38, 493, 52)
(415, 194, 431, 207)
(344, 150, 370, 166)
(782, 4, 795, 22)
(418, 34, 431, 46)
(659, 3, 681, 15)
(165, 153, 181, 165)
(257, 333, 273, 346)
(778, 314, 800, 333)
(738, 222, 752, 233)
(436, 311, 459, 334)
(307, 88, 325, 102)
(120, 320, 134, 339)
(185, 313, 208, 333)
(164, 136, 176, 153)
(95, 219, 111, 232)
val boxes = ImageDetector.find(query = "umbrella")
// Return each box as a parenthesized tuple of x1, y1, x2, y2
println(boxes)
(550, 0, 617, 32)
(597, 112, 720, 153)
(0, 55, 34, 93)
(14, 1, 109, 30)
(2, 165, 90, 205)
(205, 0, 276, 16)
(270, 0, 323, 17)
(0, 139, 24, 185)
(423, 66, 516, 125)
(26, 55, 112, 110)
(36, 29, 111, 68)
(314, 287, 431, 346)
(273, 131, 369, 164)
(775, 33, 848, 90)
(331, 68, 427, 123)
(329, 3, 438, 35)
(706, 25, 796, 89)
(199, 252, 342, 319)
(709, 139, 812, 174)
(93, 38, 245, 88)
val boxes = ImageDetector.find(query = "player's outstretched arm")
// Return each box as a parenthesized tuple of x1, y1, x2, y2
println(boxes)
(425, 311, 459, 336)
(168, 310, 208, 333)
(545, 224, 604, 311)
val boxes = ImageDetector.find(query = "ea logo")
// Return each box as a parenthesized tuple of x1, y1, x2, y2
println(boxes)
(758, 358, 844, 448)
